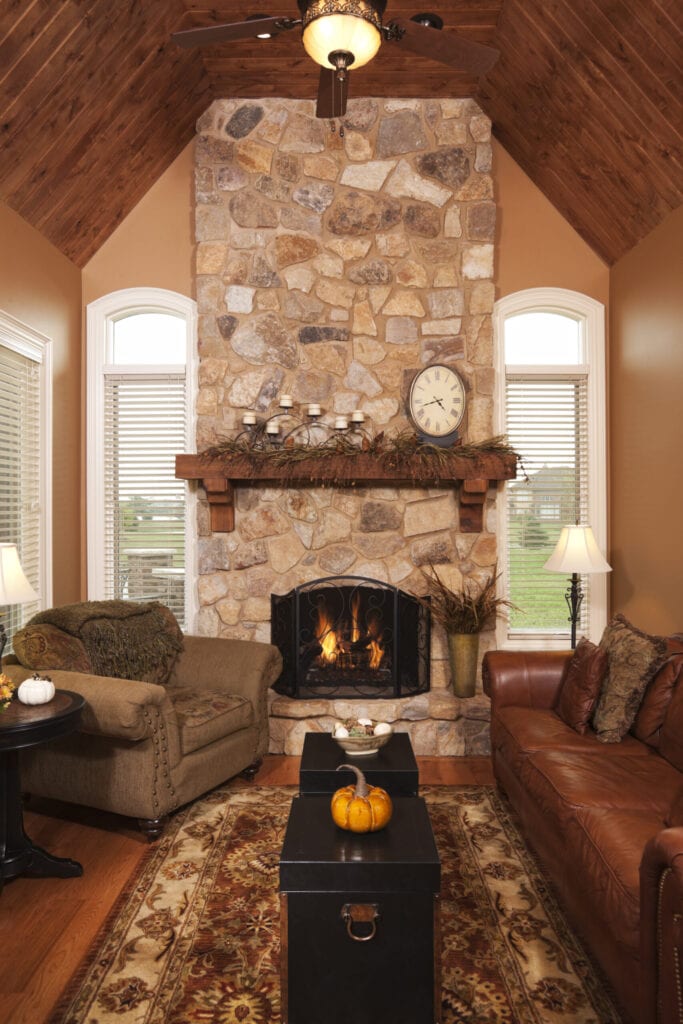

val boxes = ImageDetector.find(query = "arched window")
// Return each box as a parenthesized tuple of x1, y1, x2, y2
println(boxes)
(494, 288, 607, 647)
(87, 288, 197, 629)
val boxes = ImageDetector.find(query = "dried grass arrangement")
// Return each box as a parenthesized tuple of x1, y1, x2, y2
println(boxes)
(419, 563, 514, 635)
(203, 431, 519, 477)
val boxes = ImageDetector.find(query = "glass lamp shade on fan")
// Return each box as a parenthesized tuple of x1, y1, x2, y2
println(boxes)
(299, 0, 385, 70)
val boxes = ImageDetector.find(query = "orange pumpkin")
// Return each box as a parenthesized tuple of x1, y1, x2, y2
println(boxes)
(330, 763, 393, 833)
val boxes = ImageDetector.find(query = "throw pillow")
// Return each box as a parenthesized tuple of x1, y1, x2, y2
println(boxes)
(633, 654, 683, 747)
(12, 622, 93, 673)
(592, 614, 669, 743)
(556, 638, 608, 734)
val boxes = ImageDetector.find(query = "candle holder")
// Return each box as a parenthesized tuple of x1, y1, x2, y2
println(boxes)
(233, 397, 374, 451)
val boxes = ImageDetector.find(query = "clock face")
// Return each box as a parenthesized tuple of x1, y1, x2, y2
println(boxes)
(409, 365, 466, 438)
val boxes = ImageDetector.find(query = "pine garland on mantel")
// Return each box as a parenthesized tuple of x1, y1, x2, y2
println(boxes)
(200, 430, 521, 483)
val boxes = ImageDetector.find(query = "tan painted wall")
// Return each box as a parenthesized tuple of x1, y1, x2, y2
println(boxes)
(493, 140, 609, 305)
(82, 142, 195, 305)
(0, 201, 82, 604)
(609, 204, 683, 635)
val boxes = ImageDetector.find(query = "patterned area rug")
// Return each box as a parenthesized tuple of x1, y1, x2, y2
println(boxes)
(49, 783, 623, 1023)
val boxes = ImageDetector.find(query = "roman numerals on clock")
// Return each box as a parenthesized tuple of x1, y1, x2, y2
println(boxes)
(408, 365, 467, 447)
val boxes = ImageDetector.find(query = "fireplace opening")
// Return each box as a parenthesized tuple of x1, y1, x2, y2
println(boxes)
(271, 576, 430, 699)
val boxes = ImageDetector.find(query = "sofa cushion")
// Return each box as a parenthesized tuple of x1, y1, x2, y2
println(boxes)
(633, 654, 683, 749)
(570, 807, 662, 955)
(170, 687, 254, 755)
(492, 707, 649, 776)
(592, 615, 669, 743)
(519, 749, 681, 821)
(557, 638, 608, 734)
(664, 786, 683, 828)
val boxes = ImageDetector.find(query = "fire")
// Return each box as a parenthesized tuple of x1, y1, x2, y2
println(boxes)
(367, 610, 384, 670)
(314, 595, 385, 670)
(316, 602, 339, 664)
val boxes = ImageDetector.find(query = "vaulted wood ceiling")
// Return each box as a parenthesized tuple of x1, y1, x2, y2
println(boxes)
(1, 1, 680, 267)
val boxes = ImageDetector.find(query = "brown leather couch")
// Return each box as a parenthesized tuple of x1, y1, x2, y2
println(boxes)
(483, 649, 683, 1024)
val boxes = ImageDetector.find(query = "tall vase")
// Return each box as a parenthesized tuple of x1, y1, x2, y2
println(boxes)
(448, 633, 479, 698)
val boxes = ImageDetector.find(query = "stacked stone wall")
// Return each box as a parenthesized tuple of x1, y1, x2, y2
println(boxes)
(193, 97, 497, 754)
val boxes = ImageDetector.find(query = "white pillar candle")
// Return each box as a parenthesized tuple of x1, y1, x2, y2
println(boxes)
(279, 394, 293, 408)
(242, 412, 256, 425)
(334, 416, 348, 430)
(351, 410, 365, 423)
(265, 421, 280, 435)
(308, 403, 321, 417)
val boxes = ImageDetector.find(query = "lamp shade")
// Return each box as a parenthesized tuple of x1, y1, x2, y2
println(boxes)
(300, 0, 384, 69)
(0, 543, 38, 604)
(543, 526, 612, 575)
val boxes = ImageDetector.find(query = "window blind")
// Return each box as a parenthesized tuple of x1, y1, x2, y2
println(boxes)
(103, 374, 187, 628)
(0, 344, 41, 642)
(505, 376, 589, 639)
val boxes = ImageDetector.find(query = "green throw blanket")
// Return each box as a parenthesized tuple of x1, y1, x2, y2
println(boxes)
(16, 600, 184, 684)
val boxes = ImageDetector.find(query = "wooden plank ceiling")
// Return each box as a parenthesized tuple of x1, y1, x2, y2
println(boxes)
(0, 0, 680, 267)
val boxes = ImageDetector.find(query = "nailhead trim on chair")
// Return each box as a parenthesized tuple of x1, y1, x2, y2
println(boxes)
(143, 705, 178, 816)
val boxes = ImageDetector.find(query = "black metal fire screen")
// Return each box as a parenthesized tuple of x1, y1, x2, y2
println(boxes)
(271, 575, 430, 699)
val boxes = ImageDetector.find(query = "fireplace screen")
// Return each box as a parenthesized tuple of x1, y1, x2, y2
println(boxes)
(271, 576, 430, 699)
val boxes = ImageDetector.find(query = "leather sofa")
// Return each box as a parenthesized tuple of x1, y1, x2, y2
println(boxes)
(4, 603, 282, 838)
(483, 648, 683, 1024)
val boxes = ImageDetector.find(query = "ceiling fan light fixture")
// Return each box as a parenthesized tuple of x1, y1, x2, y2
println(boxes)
(299, 0, 385, 71)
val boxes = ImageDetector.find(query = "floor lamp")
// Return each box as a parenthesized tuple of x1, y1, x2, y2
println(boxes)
(0, 543, 38, 661)
(544, 525, 612, 648)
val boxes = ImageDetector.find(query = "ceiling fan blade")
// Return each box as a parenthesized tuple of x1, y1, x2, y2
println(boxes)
(316, 68, 349, 119)
(386, 17, 499, 75)
(172, 17, 298, 49)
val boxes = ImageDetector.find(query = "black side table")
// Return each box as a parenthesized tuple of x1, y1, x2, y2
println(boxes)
(300, 732, 419, 796)
(0, 690, 85, 885)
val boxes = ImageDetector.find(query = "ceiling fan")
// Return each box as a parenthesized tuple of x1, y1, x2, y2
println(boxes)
(172, 1, 499, 119)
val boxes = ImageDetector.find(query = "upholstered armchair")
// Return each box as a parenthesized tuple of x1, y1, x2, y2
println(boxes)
(3, 601, 282, 838)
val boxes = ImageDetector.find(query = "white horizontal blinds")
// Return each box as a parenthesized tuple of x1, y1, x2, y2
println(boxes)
(505, 375, 589, 639)
(103, 374, 187, 628)
(0, 344, 41, 642)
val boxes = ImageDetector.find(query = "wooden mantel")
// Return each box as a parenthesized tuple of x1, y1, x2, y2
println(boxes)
(176, 450, 517, 534)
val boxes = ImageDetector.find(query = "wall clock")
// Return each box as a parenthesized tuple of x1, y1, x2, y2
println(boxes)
(408, 364, 466, 447)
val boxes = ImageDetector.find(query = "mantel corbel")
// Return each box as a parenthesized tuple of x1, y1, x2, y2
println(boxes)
(175, 450, 517, 534)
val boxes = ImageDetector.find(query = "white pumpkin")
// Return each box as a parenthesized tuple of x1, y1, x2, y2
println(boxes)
(17, 675, 55, 705)
(373, 721, 392, 736)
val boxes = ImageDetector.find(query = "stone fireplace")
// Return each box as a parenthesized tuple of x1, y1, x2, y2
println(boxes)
(192, 96, 499, 755)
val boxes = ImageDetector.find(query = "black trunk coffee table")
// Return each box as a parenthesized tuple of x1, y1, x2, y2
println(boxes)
(279, 792, 441, 1024)
(299, 731, 419, 796)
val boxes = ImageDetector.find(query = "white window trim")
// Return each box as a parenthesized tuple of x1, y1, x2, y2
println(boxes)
(86, 288, 198, 630)
(493, 287, 607, 649)
(0, 309, 53, 610)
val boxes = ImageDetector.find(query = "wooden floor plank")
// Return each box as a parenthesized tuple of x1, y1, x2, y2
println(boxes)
(0, 755, 494, 1022)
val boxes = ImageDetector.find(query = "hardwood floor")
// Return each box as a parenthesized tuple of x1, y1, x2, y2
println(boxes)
(0, 755, 494, 1023)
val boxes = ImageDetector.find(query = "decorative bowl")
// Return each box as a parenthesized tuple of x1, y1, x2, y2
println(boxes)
(331, 719, 394, 757)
